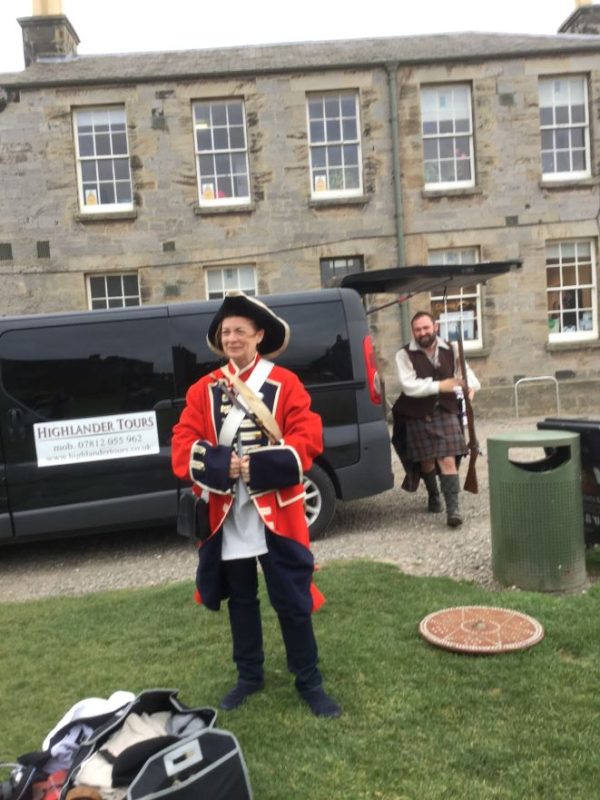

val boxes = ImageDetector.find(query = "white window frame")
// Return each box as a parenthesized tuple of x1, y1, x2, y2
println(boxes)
(73, 106, 134, 214)
(307, 92, 363, 199)
(193, 99, 251, 207)
(319, 255, 364, 288)
(86, 273, 141, 310)
(420, 84, 475, 190)
(205, 266, 257, 300)
(428, 248, 483, 350)
(546, 240, 597, 342)
(539, 75, 591, 182)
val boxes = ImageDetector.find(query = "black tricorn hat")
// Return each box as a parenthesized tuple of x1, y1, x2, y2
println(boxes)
(207, 290, 290, 359)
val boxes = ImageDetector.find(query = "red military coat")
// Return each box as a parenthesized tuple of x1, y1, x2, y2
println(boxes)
(171, 355, 325, 608)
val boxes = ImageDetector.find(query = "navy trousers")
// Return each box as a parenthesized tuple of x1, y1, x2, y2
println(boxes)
(220, 534, 322, 693)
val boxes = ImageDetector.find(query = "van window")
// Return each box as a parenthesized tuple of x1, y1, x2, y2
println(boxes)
(0, 319, 174, 423)
(170, 300, 353, 396)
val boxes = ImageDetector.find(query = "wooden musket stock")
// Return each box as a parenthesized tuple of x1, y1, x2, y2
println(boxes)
(457, 334, 479, 494)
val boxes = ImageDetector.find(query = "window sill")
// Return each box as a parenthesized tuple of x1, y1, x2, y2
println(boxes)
(539, 176, 600, 190)
(194, 202, 256, 216)
(462, 347, 490, 359)
(308, 194, 370, 209)
(75, 210, 138, 223)
(546, 337, 599, 353)
(421, 186, 482, 199)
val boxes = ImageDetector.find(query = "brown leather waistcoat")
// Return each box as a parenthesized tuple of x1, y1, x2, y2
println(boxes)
(394, 344, 459, 419)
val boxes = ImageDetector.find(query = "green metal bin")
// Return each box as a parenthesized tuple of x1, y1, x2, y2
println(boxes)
(488, 430, 586, 592)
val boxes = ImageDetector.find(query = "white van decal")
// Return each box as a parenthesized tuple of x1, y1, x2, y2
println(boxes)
(33, 411, 160, 467)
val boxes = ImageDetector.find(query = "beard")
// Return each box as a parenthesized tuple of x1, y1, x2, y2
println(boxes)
(415, 332, 437, 348)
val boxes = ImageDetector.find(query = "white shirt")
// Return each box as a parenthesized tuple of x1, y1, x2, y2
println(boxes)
(395, 337, 480, 398)
(221, 474, 268, 560)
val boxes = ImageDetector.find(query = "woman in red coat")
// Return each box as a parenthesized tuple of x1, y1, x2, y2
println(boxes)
(171, 291, 340, 718)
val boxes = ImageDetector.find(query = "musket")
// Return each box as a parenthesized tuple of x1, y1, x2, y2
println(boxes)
(456, 328, 479, 494)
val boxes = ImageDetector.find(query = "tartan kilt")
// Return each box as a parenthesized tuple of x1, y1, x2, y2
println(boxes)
(405, 406, 467, 462)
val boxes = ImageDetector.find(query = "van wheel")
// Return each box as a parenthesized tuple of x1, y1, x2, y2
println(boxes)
(304, 464, 336, 541)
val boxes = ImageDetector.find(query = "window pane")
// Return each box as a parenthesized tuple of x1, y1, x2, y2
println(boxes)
(324, 97, 339, 117)
(340, 95, 356, 116)
(212, 104, 227, 126)
(308, 98, 323, 120)
(228, 102, 243, 125)
(98, 160, 113, 180)
(106, 276, 122, 297)
(456, 159, 471, 181)
(229, 127, 245, 149)
(115, 183, 132, 203)
(342, 118, 357, 139)
(78, 134, 94, 157)
(216, 176, 232, 197)
(81, 161, 97, 181)
(233, 175, 249, 196)
(343, 144, 359, 166)
(329, 145, 342, 166)
(89, 276, 105, 298)
(213, 128, 229, 149)
(310, 120, 325, 143)
(96, 134, 111, 156)
(112, 133, 128, 155)
(196, 130, 212, 151)
(312, 146, 326, 168)
(122, 274, 139, 295)
(99, 184, 115, 204)
(345, 167, 360, 189)
(326, 119, 341, 141)
(114, 158, 130, 179)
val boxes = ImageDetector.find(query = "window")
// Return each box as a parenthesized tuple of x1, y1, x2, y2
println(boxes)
(193, 99, 251, 205)
(73, 107, 133, 213)
(205, 266, 256, 299)
(429, 249, 482, 349)
(546, 240, 597, 341)
(320, 256, 364, 288)
(420, 84, 475, 189)
(307, 92, 362, 197)
(87, 273, 141, 310)
(539, 76, 590, 181)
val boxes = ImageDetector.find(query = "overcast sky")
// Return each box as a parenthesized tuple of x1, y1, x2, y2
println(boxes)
(0, 0, 583, 74)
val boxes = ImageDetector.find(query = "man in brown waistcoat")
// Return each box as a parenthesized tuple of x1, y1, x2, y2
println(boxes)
(393, 310, 480, 527)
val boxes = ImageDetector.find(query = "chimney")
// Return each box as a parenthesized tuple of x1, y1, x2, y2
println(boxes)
(559, 1, 600, 33)
(18, 0, 80, 67)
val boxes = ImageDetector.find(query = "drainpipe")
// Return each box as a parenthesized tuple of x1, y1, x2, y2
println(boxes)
(386, 62, 411, 344)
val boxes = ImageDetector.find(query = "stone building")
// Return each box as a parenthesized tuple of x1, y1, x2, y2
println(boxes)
(1, 1, 600, 416)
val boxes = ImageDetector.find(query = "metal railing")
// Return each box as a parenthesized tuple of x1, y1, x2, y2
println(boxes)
(514, 375, 561, 418)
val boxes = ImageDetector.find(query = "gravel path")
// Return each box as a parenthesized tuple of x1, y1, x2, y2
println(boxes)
(0, 416, 587, 602)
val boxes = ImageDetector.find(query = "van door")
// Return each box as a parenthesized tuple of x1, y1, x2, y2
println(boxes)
(0, 312, 178, 539)
(0, 431, 14, 540)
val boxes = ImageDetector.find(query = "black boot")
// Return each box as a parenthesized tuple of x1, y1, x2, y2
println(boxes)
(219, 679, 264, 711)
(440, 474, 462, 527)
(299, 685, 342, 718)
(422, 470, 442, 513)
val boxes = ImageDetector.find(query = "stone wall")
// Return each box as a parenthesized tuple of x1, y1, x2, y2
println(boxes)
(0, 49, 599, 412)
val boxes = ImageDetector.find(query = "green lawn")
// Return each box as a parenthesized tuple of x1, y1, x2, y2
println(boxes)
(1, 561, 599, 799)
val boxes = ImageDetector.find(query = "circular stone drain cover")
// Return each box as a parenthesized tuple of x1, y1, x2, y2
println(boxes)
(419, 606, 544, 654)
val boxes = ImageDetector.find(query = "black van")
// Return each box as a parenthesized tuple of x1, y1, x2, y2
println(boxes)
(0, 288, 393, 543)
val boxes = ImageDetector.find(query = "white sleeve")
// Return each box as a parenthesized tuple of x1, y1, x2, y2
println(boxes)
(395, 348, 441, 398)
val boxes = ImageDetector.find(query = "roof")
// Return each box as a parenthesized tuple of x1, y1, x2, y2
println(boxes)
(1, 31, 600, 88)
(340, 260, 522, 297)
